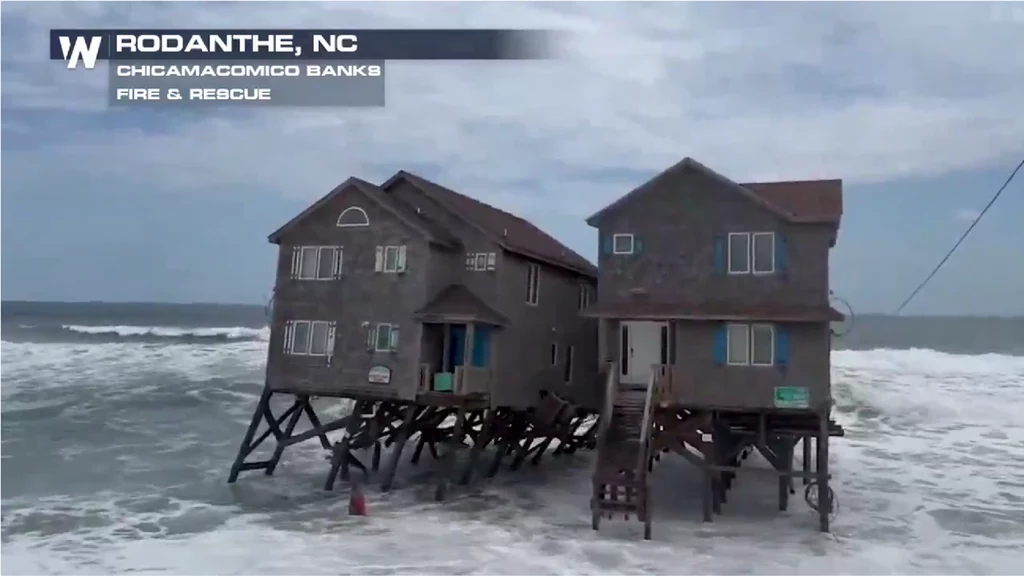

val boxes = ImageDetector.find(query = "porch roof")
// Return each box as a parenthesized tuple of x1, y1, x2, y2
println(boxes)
(581, 300, 844, 323)
(414, 284, 509, 326)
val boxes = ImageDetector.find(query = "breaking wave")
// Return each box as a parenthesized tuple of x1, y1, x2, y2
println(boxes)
(62, 324, 270, 341)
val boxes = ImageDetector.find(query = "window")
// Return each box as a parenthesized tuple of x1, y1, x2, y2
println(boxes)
(752, 233, 775, 274)
(292, 246, 342, 280)
(727, 232, 775, 275)
(550, 342, 559, 366)
(613, 233, 635, 255)
(578, 284, 592, 310)
(375, 245, 407, 273)
(563, 345, 574, 383)
(337, 206, 370, 227)
(526, 263, 540, 305)
(728, 233, 750, 274)
(726, 323, 774, 366)
(465, 252, 497, 271)
(370, 323, 400, 352)
(283, 320, 335, 357)
(751, 324, 774, 365)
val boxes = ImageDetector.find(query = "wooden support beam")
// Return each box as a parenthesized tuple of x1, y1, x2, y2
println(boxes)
(369, 409, 382, 473)
(324, 401, 366, 491)
(777, 438, 795, 511)
(381, 404, 419, 492)
(302, 400, 333, 450)
(817, 411, 831, 532)
(701, 440, 714, 522)
(434, 405, 467, 501)
(459, 408, 497, 485)
(802, 435, 813, 485)
(265, 396, 307, 476)
(487, 413, 521, 478)
(281, 414, 350, 448)
(228, 387, 274, 483)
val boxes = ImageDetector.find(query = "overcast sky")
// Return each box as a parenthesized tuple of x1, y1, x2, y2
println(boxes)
(2, 1, 1022, 315)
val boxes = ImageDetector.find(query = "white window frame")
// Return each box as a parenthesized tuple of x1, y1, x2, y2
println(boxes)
(376, 245, 407, 274)
(465, 252, 497, 272)
(373, 323, 400, 353)
(726, 323, 775, 367)
(578, 284, 592, 310)
(283, 320, 335, 357)
(752, 232, 776, 275)
(336, 206, 370, 228)
(727, 233, 751, 275)
(526, 263, 540, 306)
(293, 246, 343, 280)
(612, 233, 635, 255)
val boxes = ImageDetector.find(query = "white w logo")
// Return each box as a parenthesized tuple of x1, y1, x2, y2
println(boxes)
(58, 36, 102, 70)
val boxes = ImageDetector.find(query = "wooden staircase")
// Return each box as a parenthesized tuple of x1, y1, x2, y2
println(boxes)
(590, 363, 656, 540)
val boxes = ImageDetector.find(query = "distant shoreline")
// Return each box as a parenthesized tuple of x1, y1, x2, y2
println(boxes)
(1, 300, 1022, 320)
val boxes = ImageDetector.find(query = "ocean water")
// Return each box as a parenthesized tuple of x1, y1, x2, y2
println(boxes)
(2, 301, 1023, 575)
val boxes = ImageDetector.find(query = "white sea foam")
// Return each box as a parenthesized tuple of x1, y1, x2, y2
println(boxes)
(61, 324, 271, 340)
(2, 345, 1023, 574)
(0, 339, 268, 392)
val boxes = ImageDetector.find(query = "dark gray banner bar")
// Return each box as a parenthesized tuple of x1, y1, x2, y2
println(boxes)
(107, 60, 385, 107)
(53, 29, 553, 61)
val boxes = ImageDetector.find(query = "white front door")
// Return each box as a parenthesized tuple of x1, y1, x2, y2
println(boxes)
(620, 321, 665, 385)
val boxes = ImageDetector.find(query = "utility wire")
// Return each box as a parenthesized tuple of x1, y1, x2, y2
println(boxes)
(894, 156, 1024, 315)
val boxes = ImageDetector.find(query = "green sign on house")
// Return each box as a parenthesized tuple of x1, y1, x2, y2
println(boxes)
(774, 386, 809, 409)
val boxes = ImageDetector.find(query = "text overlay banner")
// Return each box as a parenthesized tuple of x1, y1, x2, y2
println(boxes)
(52, 29, 552, 61)
(108, 60, 386, 107)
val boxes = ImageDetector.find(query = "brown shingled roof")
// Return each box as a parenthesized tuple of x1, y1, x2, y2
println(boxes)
(414, 284, 510, 326)
(741, 179, 843, 223)
(587, 157, 843, 227)
(382, 171, 597, 278)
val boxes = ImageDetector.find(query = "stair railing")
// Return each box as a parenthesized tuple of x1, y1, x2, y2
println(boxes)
(595, 361, 618, 448)
(636, 369, 657, 478)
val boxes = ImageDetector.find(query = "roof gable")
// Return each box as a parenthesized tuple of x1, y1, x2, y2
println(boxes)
(380, 170, 597, 278)
(586, 157, 842, 227)
(267, 177, 454, 245)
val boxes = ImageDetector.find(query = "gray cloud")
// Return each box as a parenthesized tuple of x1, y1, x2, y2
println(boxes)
(2, 1, 1023, 309)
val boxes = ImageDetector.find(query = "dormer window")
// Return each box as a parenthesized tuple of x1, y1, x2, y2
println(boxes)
(337, 206, 370, 228)
(612, 234, 634, 255)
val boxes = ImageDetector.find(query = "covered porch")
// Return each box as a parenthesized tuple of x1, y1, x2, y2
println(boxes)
(414, 284, 509, 399)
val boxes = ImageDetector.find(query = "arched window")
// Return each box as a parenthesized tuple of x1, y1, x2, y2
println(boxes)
(337, 206, 370, 228)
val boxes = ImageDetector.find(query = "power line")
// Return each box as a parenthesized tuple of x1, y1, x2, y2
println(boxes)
(894, 156, 1024, 315)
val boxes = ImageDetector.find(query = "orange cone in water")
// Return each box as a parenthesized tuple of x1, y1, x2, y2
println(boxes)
(349, 474, 368, 516)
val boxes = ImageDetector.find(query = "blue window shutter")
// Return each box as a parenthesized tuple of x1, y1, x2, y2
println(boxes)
(471, 326, 490, 367)
(775, 325, 790, 369)
(713, 325, 727, 366)
(634, 237, 644, 254)
(775, 234, 788, 272)
(601, 236, 613, 255)
(713, 235, 726, 273)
